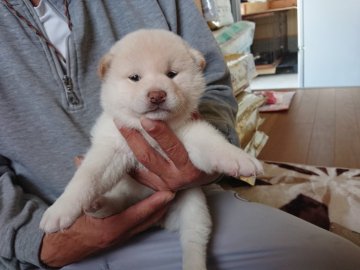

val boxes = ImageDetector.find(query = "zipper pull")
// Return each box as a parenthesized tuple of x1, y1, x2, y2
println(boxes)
(63, 75, 80, 106)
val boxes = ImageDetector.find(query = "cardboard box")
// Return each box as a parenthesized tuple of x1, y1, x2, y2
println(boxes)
(225, 53, 257, 95)
(241, 2, 269, 15)
(213, 21, 255, 55)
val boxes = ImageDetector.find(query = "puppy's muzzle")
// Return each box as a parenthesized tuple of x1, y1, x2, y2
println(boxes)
(148, 90, 167, 105)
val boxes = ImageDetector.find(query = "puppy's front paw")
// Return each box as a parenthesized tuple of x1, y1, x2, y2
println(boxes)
(215, 148, 263, 177)
(40, 199, 81, 233)
(247, 156, 264, 175)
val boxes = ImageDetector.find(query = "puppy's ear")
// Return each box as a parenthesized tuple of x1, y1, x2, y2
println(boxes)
(189, 48, 206, 70)
(98, 53, 113, 80)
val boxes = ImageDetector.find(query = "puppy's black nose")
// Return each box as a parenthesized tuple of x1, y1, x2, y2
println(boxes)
(148, 90, 167, 105)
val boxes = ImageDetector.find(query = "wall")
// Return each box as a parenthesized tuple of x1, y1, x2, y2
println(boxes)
(299, 0, 360, 87)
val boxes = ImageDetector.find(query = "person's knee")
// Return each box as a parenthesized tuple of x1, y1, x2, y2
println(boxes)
(207, 192, 360, 269)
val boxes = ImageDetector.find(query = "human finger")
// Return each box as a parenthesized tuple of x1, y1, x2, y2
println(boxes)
(124, 206, 169, 241)
(130, 168, 170, 191)
(133, 167, 219, 191)
(106, 191, 174, 229)
(140, 117, 189, 168)
(74, 155, 84, 168)
(118, 126, 171, 176)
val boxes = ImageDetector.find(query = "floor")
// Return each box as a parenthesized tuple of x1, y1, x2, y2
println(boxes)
(251, 73, 299, 90)
(257, 87, 360, 169)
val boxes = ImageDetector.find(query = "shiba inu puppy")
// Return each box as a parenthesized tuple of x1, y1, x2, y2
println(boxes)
(40, 29, 263, 270)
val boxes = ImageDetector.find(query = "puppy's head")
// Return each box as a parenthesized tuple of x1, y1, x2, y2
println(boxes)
(98, 29, 206, 128)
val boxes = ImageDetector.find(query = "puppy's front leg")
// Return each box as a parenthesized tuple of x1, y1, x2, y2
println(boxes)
(40, 144, 128, 233)
(179, 121, 263, 177)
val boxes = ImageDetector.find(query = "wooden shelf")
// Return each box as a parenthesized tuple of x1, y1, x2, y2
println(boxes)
(243, 6, 297, 18)
(241, 0, 297, 17)
(256, 58, 282, 75)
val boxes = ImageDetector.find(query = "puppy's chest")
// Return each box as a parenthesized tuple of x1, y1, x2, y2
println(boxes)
(94, 115, 188, 168)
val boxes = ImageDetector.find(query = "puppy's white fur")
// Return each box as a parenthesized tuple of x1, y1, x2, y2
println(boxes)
(40, 29, 263, 270)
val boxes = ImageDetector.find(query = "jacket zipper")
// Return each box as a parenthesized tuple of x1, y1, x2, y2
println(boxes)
(63, 75, 80, 106)
(8, 0, 82, 109)
(33, 0, 82, 108)
(60, 5, 81, 109)
(61, 28, 81, 108)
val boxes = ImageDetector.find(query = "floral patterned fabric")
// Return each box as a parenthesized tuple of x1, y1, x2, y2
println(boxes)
(231, 161, 360, 246)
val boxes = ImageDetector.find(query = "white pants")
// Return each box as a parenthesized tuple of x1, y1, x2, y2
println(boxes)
(62, 191, 360, 270)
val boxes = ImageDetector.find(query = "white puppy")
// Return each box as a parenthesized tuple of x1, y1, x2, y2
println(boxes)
(40, 29, 263, 270)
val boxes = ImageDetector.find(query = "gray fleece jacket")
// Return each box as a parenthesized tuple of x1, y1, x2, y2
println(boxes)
(0, 0, 239, 269)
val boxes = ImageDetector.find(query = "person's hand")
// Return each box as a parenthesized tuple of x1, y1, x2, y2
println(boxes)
(118, 117, 220, 191)
(40, 190, 174, 268)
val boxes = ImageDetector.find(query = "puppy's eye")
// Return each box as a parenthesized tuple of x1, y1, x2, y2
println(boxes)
(166, 71, 177, 79)
(128, 74, 141, 82)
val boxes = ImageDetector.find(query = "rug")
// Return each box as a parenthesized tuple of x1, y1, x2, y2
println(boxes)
(224, 161, 360, 246)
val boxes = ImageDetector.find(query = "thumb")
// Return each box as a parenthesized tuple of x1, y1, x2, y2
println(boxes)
(108, 191, 175, 226)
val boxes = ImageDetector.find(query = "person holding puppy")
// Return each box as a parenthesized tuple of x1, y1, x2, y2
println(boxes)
(0, 1, 359, 270)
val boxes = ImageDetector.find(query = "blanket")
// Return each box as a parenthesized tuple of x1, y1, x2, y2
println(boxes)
(226, 161, 360, 246)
